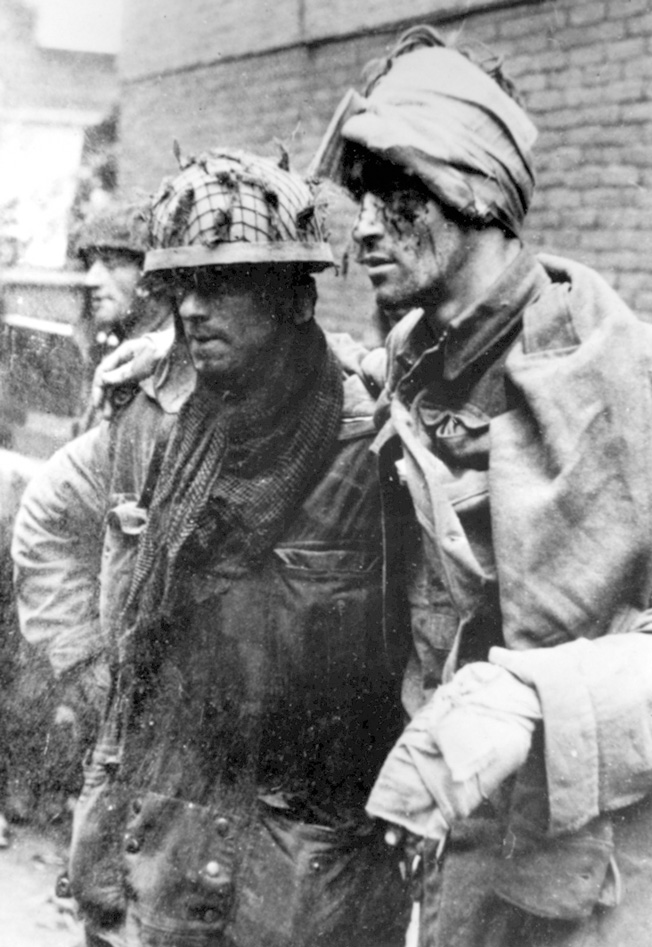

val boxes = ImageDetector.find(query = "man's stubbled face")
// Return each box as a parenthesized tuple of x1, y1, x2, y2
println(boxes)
(352, 177, 470, 315)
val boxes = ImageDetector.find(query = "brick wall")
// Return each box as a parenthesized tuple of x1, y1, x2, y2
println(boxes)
(118, 0, 652, 340)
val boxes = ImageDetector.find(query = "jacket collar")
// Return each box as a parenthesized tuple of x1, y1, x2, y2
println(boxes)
(444, 247, 550, 381)
(390, 247, 550, 390)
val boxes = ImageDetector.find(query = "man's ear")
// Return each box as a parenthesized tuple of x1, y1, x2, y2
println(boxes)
(292, 276, 317, 325)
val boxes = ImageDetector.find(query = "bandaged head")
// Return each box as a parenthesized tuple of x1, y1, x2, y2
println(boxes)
(310, 28, 537, 235)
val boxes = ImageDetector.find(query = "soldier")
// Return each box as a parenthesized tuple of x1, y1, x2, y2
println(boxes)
(75, 200, 174, 430)
(13, 149, 411, 947)
(312, 25, 652, 947)
(77, 200, 171, 349)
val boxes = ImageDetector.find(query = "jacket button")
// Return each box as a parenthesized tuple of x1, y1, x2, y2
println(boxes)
(215, 817, 229, 836)
(205, 861, 220, 877)
(125, 835, 141, 854)
(310, 858, 322, 872)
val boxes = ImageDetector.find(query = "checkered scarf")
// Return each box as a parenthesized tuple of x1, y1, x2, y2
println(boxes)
(125, 321, 342, 642)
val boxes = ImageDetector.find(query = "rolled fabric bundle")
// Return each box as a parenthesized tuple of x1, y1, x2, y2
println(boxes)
(367, 662, 541, 837)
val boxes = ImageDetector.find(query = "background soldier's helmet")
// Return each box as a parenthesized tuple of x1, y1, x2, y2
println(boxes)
(144, 148, 334, 273)
(75, 200, 149, 265)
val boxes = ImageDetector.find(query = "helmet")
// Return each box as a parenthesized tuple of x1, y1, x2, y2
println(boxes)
(144, 148, 334, 273)
(75, 200, 149, 264)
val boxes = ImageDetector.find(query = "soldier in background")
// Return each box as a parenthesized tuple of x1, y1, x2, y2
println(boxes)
(0, 200, 173, 836)
(74, 199, 173, 430)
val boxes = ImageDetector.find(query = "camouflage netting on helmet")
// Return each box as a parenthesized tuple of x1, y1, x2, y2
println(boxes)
(75, 200, 150, 263)
(145, 149, 334, 272)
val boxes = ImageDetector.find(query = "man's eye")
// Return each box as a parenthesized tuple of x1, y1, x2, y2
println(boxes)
(387, 191, 426, 220)
(172, 281, 193, 300)
(166, 270, 194, 296)
(101, 252, 129, 270)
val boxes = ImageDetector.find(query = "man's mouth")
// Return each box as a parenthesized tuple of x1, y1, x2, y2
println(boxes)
(360, 254, 395, 272)
(91, 295, 111, 308)
(189, 333, 228, 345)
(359, 255, 396, 284)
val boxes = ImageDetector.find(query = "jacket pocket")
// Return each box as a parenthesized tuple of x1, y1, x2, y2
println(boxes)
(273, 542, 381, 576)
(270, 543, 384, 685)
(234, 808, 411, 947)
(123, 792, 236, 947)
(493, 810, 615, 921)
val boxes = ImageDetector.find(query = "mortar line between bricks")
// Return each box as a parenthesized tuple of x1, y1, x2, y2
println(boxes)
(121, 0, 540, 86)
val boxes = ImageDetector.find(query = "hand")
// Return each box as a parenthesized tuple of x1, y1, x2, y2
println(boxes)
(367, 663, 541, 835)
(91, 329, 174, 417)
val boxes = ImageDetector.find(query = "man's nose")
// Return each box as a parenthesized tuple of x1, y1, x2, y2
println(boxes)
(352, 193, 386, 246)
(177, 290, 210, 322)
(85, 259, 107, 288)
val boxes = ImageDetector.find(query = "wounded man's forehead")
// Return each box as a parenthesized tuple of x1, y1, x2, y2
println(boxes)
(341, 145, 431, 204)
